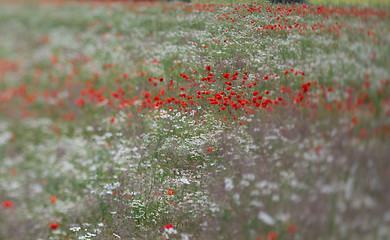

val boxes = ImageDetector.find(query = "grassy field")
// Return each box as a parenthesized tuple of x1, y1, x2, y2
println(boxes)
(0, 1, 390, 240)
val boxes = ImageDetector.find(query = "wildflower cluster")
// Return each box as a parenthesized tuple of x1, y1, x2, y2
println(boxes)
(0, 1, 389, 240)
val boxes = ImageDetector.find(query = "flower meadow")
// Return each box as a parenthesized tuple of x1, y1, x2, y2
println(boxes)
(0, 1, 390, 239)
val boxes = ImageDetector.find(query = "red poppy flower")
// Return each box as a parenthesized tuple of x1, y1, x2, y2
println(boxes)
(253, 91, 259, 96)
(2, 200, 13, 209)
(74, 98, 85, 107)
(206, 66, 211, 71)
(266, 232, 278, 240)
(164, 224, 173, 229)
(168, 189, 174, 195)
(50, 222, 59, 230)
(50, 195, 57, 204)
(51, 54, 57, 64)
(287, 224, 297, 234)
(111, 92, 120, 99)
(352, 117, 358, 125)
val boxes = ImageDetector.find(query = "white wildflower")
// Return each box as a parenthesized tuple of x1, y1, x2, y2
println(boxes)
(258, 211, 275, 225)
(225, 178, 234, 191)
(180, 177, 190, 184)
(113, 233, 121, 238)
